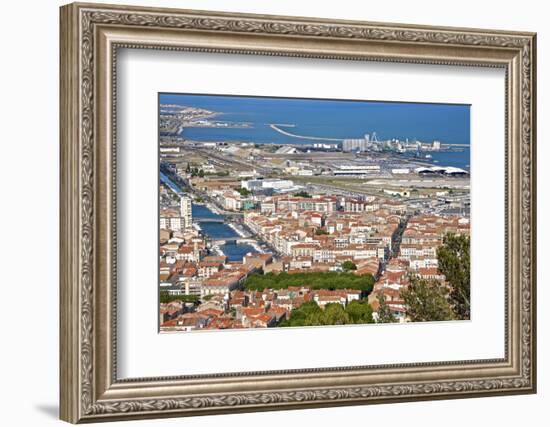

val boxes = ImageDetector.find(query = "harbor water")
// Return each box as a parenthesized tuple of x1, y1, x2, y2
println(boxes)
(192, 204, 258, 262)
(161, 93, 471, 170)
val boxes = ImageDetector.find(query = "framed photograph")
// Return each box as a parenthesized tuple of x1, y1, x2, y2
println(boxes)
(60, 2, 537, 423)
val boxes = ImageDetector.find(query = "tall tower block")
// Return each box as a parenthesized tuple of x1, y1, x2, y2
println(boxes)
(180, 196, 192, 228)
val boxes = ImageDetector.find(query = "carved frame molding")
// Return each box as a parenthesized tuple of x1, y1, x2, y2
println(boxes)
(60, 2, 536, 423)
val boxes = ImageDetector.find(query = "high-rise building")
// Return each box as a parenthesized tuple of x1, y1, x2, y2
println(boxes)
(180, 196, 192, 227)
(342, 138, 368, 152)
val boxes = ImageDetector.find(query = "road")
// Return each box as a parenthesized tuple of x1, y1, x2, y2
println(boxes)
(390, 215, 410, 258)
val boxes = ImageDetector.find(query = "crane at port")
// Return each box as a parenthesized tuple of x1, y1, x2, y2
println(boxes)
(371, 132, 379, 143)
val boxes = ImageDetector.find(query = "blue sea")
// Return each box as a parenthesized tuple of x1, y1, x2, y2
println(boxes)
(425, 151, 470, 169)
(160, 93, 471, 170)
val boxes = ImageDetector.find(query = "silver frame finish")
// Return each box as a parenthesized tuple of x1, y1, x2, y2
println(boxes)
(60, 2, 536, 423)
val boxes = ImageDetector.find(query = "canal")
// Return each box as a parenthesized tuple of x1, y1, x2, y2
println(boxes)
(192, 204, 258, 262)
(160, 171, 259, 262)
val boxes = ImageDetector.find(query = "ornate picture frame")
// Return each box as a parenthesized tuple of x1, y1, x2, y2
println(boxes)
(60, 2, 536, 423)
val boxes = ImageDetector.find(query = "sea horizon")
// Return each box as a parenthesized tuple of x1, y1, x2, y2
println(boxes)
(160, 92, 471, 147)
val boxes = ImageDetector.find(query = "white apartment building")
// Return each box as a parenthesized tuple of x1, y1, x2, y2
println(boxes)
(180, 196, 192, 225)
(160, 213, 186, 232)
(159, 196, 193, 232)
(241, 178, 294, 191)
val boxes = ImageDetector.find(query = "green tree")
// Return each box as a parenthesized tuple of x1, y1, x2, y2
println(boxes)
(235, 187, 252, 197)
(376, 294, 397, 323)
(294, 191, 312, 198)
(345, 300, 374, 324)
(315, 228, 329, 236)
(401, 277, 455, 322)
(280, 301, 322, 327)
(243, 271, 374, 293)
(437, 233, 470, 319)
(320, 303, 350, 325)
(280, 300, 377, 327)
(289, 310, 309, 326)
(304, 310, 324, 326)
(342, 261, 357, 272)
(159, 292, 199, 304)
(298, 301, 322, 316)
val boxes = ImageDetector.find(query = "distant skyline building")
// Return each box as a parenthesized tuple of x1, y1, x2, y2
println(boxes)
(342, 138, 369, 152)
